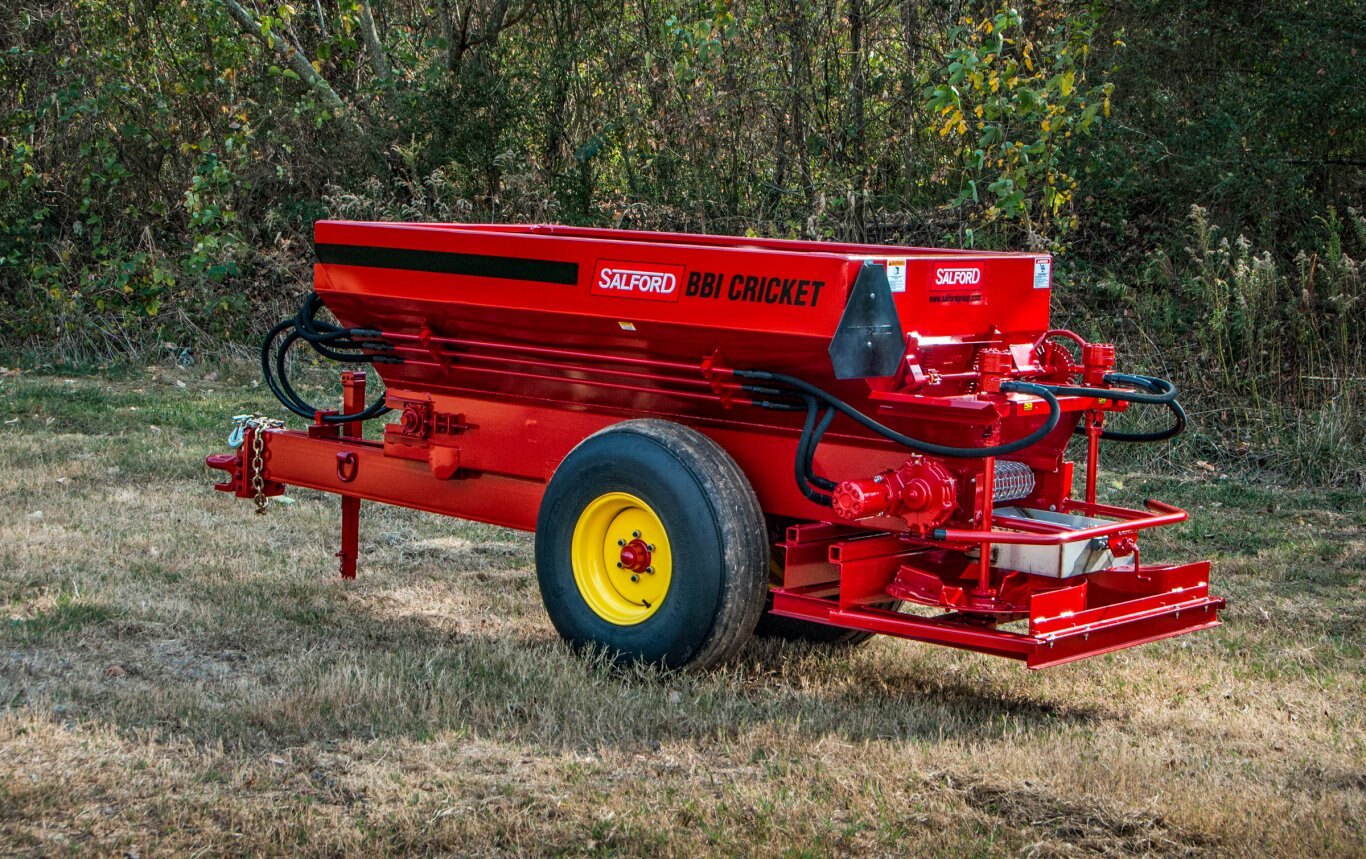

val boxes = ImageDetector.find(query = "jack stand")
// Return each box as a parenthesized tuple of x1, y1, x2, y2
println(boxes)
(339, 495, 359, 580)
(337, 371, 366, 580)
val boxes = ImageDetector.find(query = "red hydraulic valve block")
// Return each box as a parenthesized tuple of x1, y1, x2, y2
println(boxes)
(831, 455, 958, 532)
(976, 348, 1014, 394)
(1082, 342, 1117, 386)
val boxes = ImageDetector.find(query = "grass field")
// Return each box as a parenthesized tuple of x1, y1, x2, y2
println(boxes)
(0, 365, 1362, 856)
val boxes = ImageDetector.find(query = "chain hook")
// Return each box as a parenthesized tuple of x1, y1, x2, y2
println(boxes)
(227, 414, 284, 513)
(228, 414, 254, 449)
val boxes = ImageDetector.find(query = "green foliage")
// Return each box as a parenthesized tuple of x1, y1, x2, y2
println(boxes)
(2, 0, 377, 350)
(664, 1, 737, 81)
(927, 4, 1114, 247)
(0, 0, 1360, 481)
(1064, 205, 1364, 486)
(1079, 0, 1366, 260)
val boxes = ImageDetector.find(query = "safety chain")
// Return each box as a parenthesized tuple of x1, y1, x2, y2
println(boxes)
(229, 415, 285, 515)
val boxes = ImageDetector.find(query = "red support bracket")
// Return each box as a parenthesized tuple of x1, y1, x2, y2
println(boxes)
(337, 372, 365, 580)
(770, 559, 1225, 669)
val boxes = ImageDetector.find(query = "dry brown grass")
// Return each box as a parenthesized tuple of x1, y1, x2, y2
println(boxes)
(0, 366, 1362, 856)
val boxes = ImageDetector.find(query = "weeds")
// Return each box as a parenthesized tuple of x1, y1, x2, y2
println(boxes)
(0, 370, 1362, 855)
(1063, 206, 1365, 488)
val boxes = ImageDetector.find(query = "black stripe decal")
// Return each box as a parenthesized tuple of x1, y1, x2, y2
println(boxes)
(316, 243, 579, 285)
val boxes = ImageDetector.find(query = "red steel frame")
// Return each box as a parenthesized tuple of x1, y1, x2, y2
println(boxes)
(208, 222, 1224, 668)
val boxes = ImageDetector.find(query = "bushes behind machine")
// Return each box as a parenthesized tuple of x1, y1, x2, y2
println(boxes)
(1058, 206, 1365, 487)
(0, 0, 1360, 486)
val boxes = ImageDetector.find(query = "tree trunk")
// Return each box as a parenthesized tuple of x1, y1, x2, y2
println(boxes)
(358, 1, 392, 84)
(789, 1, 813, 228)
(849, 0, 866, 241)
(217, 0, 354, 122)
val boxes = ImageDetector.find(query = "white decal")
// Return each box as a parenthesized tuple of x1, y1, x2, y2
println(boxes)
(886, 258, 907, 293)
(1033, 258, 1052, 290)
(934, 267, 982, 287)
(597, 267, 678, 295)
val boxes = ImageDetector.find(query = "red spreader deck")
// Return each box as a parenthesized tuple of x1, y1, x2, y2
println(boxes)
(208, 223, 1223, 670)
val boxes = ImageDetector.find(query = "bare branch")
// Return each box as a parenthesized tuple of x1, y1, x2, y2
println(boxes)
(216, 0, 353, 121)
(467, 0, 532, 49)
(438, 0, 532, 72)
(357, 1, 392, 83)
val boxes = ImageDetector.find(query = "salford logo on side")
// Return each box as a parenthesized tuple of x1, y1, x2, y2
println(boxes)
(590, 260, 685, 302)
(933, 267, 982, 287)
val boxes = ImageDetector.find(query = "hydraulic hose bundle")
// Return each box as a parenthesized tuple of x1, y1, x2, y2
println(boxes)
(738, 366, 1184, 507)
(739, 368, 1062, 506)
(1052, 373, 1188, 443)
(261, 292, 399, 423)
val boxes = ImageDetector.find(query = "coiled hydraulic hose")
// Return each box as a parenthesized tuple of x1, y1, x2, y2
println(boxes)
(743, 365, 1187, 505)
(737, 368, 1062, 460)
(1049, 373, 1187, 443)
(261, 292, 398, 423)
(1035, 372, 1179, 405)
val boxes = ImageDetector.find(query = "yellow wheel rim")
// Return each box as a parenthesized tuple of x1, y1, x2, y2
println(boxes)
(571, 491, 673, 625)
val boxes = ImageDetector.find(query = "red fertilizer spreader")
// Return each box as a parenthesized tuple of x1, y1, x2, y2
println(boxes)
(208, 223, 1223, 669)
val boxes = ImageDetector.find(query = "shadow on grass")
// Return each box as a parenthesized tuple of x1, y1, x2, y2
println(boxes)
(14, 574, 1103, 755)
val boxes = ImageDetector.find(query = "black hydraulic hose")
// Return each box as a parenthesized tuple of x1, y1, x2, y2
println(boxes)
(261, 321, 315, 420)
(791, 396, 834, 506)
(1069, 374, 1187, 443)
(1106, 373, 1177, 402)
(1036, 372, 1179, 405)
(805, 405, 839, 492)
(733, 369, 1062, 459)
(271, 326, 387, 423)
(1096, 398, 1187, 443)
(266, 327, 311, 420)
(743, 366, 1183, 512)
(264, 322, 387, 422)
(260, 293, 395, 424)
(745, 388, 838, 504)
(293, 292, 395, 357)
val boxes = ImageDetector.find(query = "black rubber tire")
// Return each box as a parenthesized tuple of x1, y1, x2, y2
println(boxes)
(534, 419, 768, 670)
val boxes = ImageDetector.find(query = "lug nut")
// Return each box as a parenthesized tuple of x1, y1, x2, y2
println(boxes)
(630, 574, 639, 582)
(646, 566, 654, 574)
(646, 544, 655, 551)
(616, 561, 623, 568)
(617, 539, 625, 546)
(632, 530, 641, 538)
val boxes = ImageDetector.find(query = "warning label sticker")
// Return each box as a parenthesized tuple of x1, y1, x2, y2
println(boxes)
(885, 258, 907, 293)
(1033, 258, 1052, 290)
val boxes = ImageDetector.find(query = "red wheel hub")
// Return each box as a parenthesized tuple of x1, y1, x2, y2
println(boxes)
(618, 538, 653, 573)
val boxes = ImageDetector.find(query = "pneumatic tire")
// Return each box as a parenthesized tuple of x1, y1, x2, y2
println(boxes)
(534, 420, 768, 670)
